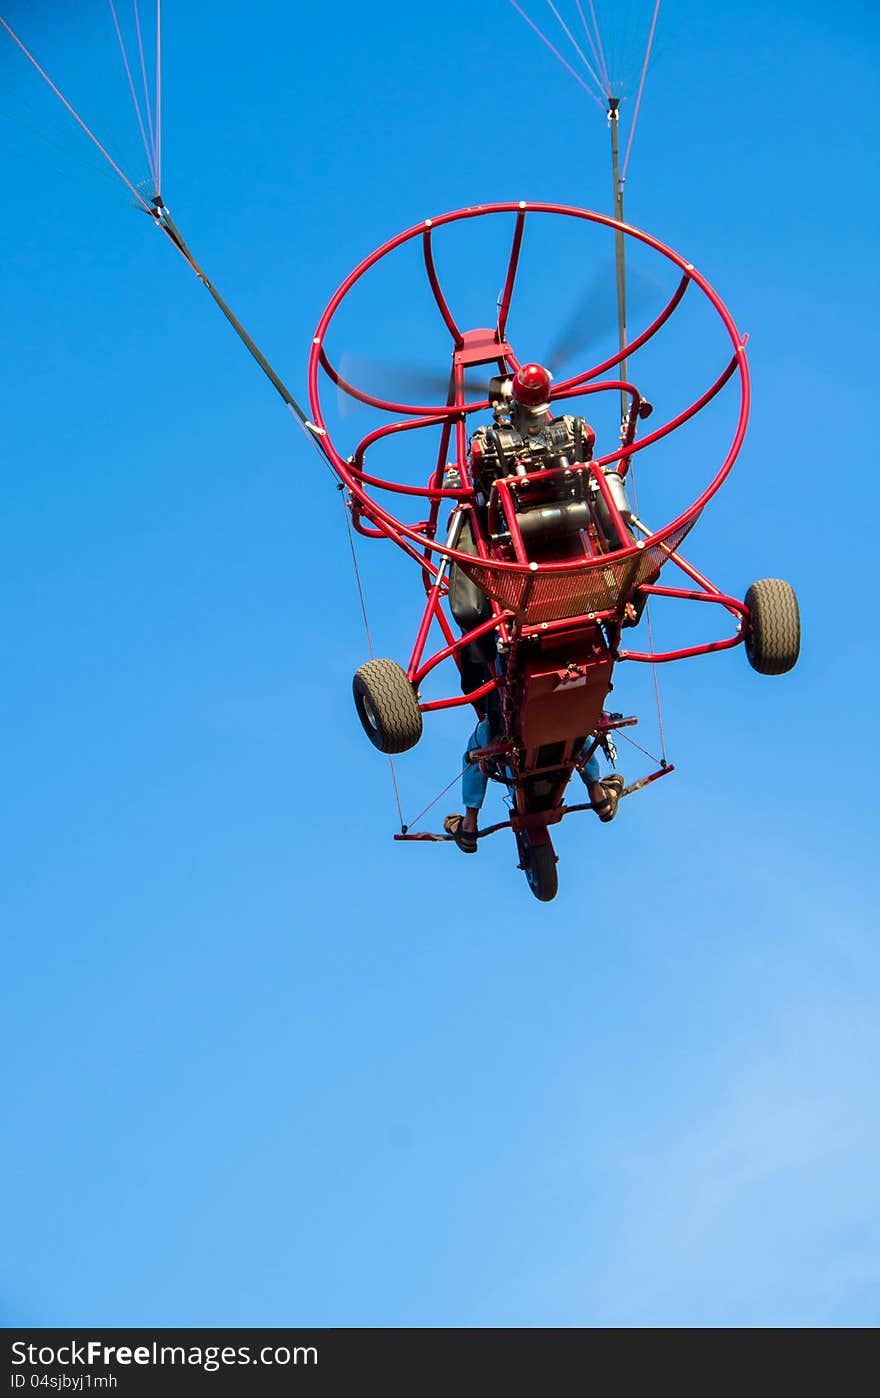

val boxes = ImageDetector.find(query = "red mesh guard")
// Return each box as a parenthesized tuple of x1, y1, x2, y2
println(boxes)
(458, 521, 697, 623)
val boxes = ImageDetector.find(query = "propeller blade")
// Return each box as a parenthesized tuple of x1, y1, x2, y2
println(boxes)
(544, 259, 667, 375)
(335, 353, 494, 418)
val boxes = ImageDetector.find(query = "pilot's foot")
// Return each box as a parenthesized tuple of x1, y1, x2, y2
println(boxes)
(591, 775, 625, 823)
(444, 810, 479, 853)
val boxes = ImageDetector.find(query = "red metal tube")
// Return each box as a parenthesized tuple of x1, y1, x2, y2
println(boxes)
(587, 458, 631, 548)
(407, 511, 469, 676)
(419, 677, 499, 713)
(640, 581, 748, 620)
(423, 226, 463, 345)
(592, 353, 740, 473)
(496, 207, 526, 342)
(322, 347, 488, 419)
(352, 503, 441, 577)
(351, 414, 470, 499)
(434, 602, 457, 650)
(453, 360, 469, 487)
(491, 478, 530, 565)
(620, 633, 744, 663)
(549, 377, 641, 415)
(520, 604, 619, 637)
(643, 543, 724, 597)
(408, 590, 444, 679)
(469, 510, 513, 649)
(348, 462, 470, 501)
(554, 271, 692, 393)
(412, 611, 510, 686)
(433, 415, 454, 487)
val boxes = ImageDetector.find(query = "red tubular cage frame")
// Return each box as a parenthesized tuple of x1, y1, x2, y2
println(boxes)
(307, 202, 751, 701)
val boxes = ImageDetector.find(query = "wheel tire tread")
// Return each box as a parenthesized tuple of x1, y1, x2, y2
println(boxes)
(745, 578, 800, 676)
(353, 658, 423, 753)
(522, 840, 558, 902)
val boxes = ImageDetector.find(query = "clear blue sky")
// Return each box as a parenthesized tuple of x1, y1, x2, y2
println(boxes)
(1, 0, 878, 1327)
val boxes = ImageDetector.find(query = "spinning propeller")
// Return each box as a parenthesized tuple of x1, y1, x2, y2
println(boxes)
(334, 258, 665, 417)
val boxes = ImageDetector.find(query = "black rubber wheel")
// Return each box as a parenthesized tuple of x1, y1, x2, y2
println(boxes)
(519, 836, 559, 903)
(744, 578, 800, 675)
(352, 658, 423, 754)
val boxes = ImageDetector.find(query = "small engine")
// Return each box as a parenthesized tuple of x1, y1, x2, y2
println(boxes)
(467, 375, 636, 555)
(469, 412, 595, 488)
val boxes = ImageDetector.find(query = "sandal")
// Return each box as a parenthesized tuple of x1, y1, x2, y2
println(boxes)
(443, 813, 478, 853)
(595, 775, 625, 823)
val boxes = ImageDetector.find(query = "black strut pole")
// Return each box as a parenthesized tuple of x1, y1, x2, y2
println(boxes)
(608, 98, 628, 428)
(152, 199, 327, 453)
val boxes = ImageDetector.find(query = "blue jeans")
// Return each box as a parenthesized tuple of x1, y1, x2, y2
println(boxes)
(462, 720, 601, 811)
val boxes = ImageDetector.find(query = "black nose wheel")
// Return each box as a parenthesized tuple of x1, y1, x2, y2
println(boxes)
(517, 831, 559, 903)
